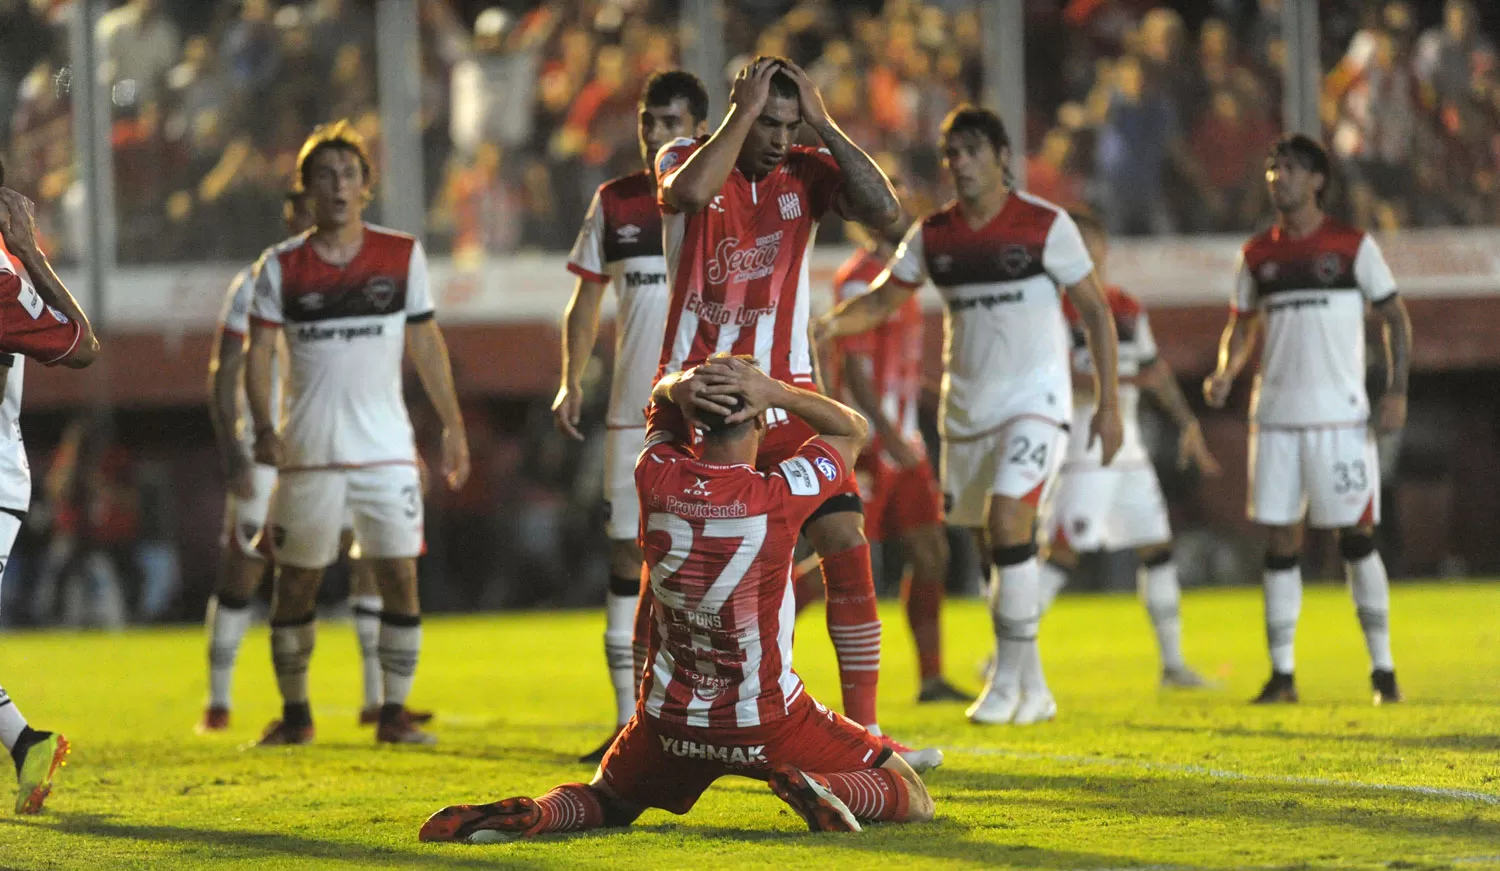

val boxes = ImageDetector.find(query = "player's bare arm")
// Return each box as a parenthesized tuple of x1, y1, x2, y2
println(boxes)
(696, 355, 869, 468)
(839, 354, 920, 469)
(816, 271, 915, 343)
(1374, 295, 1412, 434)
(246, 320, 283, 468)
(660, 59, 777, 213)
(1140, 357, 1221, 476)
(407, 318, 471, 490)
(0, 188, 98, 368)
(1063, 273, 1124, 464)
(778, 61, 899, 229)
(552, 277, 608, 441)
(1203, 311, 1262, 408)
(207, 328, 255, 499)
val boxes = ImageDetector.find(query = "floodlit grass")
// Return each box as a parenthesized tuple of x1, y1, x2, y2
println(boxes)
(1, 582, 1498, 870)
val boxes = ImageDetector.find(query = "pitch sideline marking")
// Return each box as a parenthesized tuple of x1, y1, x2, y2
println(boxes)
(946, 746, 1500, 805)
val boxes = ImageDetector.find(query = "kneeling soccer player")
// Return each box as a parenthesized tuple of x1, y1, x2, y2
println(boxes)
(420, 356, 935, 841)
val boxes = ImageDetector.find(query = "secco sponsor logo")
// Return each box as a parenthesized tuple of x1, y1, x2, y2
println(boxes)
(706, 231, 783, 285)
(658, 736, 768, 766)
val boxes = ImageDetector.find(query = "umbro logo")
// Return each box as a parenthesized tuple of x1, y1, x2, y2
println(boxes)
(778, 192, 802, 221)
(685, 477, 712, 497)
(617, 224, 641, 242)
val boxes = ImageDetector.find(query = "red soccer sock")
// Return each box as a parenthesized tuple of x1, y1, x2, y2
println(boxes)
(532, 783, 605, 834)
(822, 544, 881, 728)
(812, 768, 912, 822)
(902, 574, 943, 682)
(792, 559, 824, 615)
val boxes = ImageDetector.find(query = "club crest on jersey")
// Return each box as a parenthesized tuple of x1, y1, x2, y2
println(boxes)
(1314, 252, 1343, 284)
(364, 276, 397, 310)
(932, 254, 954, 274)
(999, 245, 1033, 276)
(685, 477, 712, 497)
(777, 192, 802, 221)
(1259, 261, 1279, 282)
(616, 223, 641, 243)
(814, 456, 839, 482)
(302, 292, 325, 310)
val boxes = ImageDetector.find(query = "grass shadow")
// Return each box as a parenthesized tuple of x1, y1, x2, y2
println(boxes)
(1126, 722, 1500, 753)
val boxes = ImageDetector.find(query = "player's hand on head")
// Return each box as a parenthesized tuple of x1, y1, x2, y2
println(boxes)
(1089, 404, 1125, 466)
(551, 385, 584, 441)
(0, 188, 40, 254)
(1178, 421, 1222, 476)
(1376, 392, 1407, 434)
(441, 426, 470, 490)
(777, 60, 829, 128)
(731, 57, 779, 117)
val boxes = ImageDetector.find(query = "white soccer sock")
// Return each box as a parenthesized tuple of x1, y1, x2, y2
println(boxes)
(270, 616, 317, 705)
(349, 594, 384, 710)
(604, 591, 638, 726)
(1263, 564, 1302, 675)
(0, 685, 28, 751)
(207, 595, 253, 709)
(989, 555, 1042, 696)
(1346, 552, 1394, 671)
(378, 614, 422, 710)
(1141, 560, 1186, 671)
(1038, 560, 1070, 614)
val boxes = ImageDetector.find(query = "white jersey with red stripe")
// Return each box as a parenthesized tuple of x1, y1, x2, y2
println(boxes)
(1064, 286, 1158, 466)
(884, 191, 1093, 441)
(636, 402, 849, 729)
(654, 137, 845, 387)
(567, 170, 669, 429)
(249, 224, 434, 470)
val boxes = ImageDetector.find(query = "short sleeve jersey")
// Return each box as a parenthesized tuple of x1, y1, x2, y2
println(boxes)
(829, 248, 923, 471)
(655, 137, 845, 387)
(635, 400, 849, 729)
(1232, 219, 1397, 427)
(1063, 286, 1158, 464)
(249, 225, 434, 469)
(567, 171, 668, 429)
(883, 191, 1092, 440)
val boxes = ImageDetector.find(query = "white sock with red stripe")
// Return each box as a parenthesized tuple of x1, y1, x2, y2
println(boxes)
(810, 768, 912, 822)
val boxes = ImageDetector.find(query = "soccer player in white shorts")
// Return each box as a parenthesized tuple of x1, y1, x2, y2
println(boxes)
(245, 122, 470, 745)
(0, 176, 100, 813)
(819, 106, 1124, 726)
(1205, 134, 1412, 705)
(201, 191, 431, 734)
(1040, 212, 1221, 688)
(552, 70, 709, 762)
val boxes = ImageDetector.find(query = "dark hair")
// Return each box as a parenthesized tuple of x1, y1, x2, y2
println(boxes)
(740, 56, 799, 103)
(697, 393, 751, 439)
(1267, 133, 1331, 204)
(295, 120, 374, 193)
(939, 104, 1010, 155)
(642, 69, 710, 125)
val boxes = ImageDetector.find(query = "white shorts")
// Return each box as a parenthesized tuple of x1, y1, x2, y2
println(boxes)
(0, 510, 20, 609)
(220, 463, 279, 558)
(1249, 424, 1381, 529)
(603, 426, 645, 541)
(941, 416, 1069, 529)
(1050, 461, 1171, 551)
(269, 464, 423, 569)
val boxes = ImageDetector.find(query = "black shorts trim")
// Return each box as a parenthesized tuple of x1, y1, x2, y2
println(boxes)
(406, 310, 436, 324)
(0, 506, 26, 523)
(803, 492, 863, 528)
(873, 745, 894, 768)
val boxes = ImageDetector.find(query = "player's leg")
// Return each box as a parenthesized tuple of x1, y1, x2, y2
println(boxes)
(1038, 464, 1117, 613)
(344, 525, 383, 723)
(1115, 465, 1205, 687)
(202, 464, 277, 731)
(1308, 427, 1399, 703)
(258, 471, 344, 745)
(886, 461, 960, 702)
(585, 429, 645, 761)
(803, 506, 882, 733)
(1249, 427, 1308, 704)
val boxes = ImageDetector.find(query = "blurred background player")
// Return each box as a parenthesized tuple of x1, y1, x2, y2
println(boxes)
(818, 106, 1123, 727)
(419, 356, 933, 842)
(552, 69, 710, 763)
(820, 162, 964, 704)
(1041, 211, 1221, 688)
(650, 58, 910, 746)
(1205, 134, 1412, 706)
(201, 189, 430, 733)
(0, 169, 100, 813)
(245, 122, 470, 745)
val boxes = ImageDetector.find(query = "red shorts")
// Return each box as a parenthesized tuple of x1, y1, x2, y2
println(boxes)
(861, 460, 945, 542)
(599, 691, 888, 814)
(756, 414, 860, 501)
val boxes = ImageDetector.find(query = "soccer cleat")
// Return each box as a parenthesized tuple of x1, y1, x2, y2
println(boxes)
(917, 677, 970, 703)
(197, 706, 230, 733)
(13, 731, 68, 815)
(419, 796, 541, 843)
(1012, 692, 1058, 725)
(359, 706, 433, 726)
(767, 765, 861, 832)
(966, 684, 1021, 725)
(1250, 672, 1298, 704)
(577, 727, 622, 764)
(878, 734, 943, 773)
(1371, 669, 1403, 705)
(376, 708, 437, 745)
(1161, 665, 1210, 689)
(256, 719, 315, 746)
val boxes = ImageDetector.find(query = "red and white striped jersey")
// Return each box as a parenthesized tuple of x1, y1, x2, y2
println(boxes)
(654, 136, 845, 387)
(249, 224, 433, 470)
(884, 191, 1092, 440)
(1232, 219, 1397, 427)
(828, 247, 924, 472)
(635, 402, 849, 728)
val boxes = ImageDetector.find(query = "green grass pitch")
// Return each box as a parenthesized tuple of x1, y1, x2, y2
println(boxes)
(1, 582, 1499, 870)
